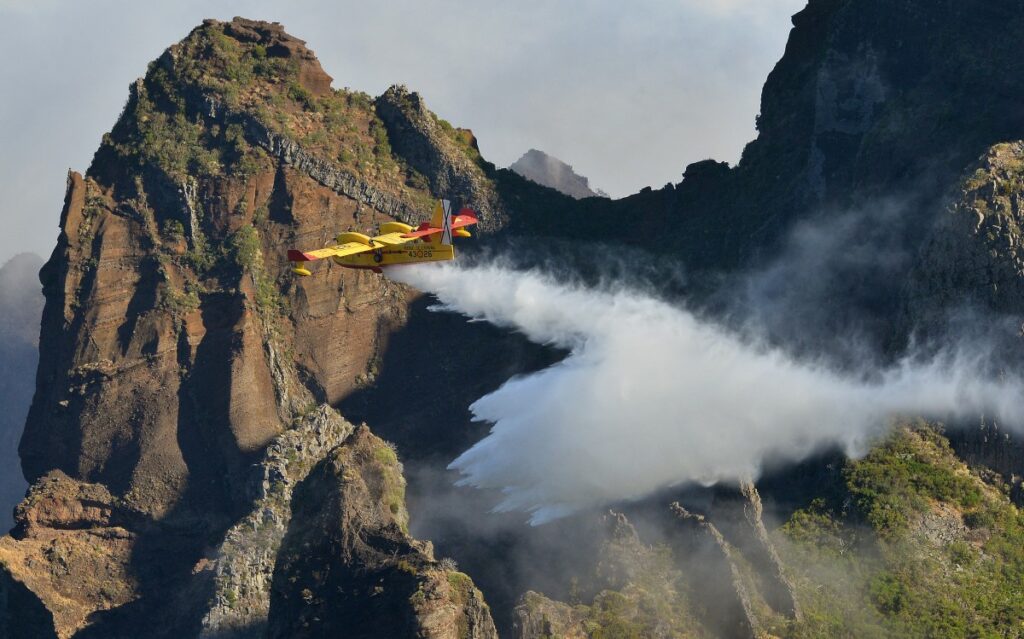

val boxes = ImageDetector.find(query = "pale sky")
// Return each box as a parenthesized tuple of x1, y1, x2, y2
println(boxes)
(0, 0, 805, 263)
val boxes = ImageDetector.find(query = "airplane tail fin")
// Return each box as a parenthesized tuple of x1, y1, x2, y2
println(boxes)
(428, 199, 454, 245)
(423, 199, 456, 244)
(430, 200, 445, 228)
(440, 199, 453, 245)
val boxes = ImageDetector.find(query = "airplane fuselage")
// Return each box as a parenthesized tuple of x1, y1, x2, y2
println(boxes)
(288, 200, 475, 277)
(332, 239, 455, 272)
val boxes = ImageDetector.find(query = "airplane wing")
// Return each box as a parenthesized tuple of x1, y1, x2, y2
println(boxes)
(287, 229, 417, 265)
(287, 242, 373, 263)
(369, 232, 415, 246)
(402, 209, 478, 239)
(287, 207, 478, 276)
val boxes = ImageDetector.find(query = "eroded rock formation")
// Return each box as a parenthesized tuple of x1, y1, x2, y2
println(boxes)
(4, 18, 497, 638)
(266, 426, 497, 639)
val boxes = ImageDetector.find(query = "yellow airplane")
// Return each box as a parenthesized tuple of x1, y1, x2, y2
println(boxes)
(288, 200, 477, 275)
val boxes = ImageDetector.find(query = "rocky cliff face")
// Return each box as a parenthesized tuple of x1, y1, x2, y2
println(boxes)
(906, 141, 1024, 324)
(902, 140, 1024, 500)
(375, 86, 507, 232)
(4, 18, 497, 638)
(0, 471, 140, 638)
(198, 405, 355, 637)
(0, 253, 44, 532)
(266, 426, 496, 639)
(504, 0, 1024, 286)
(512, 492, 801, 639)
(508, 149, 607, 200)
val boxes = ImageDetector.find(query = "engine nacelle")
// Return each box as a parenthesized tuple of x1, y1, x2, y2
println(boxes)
(335, 231, 374, 246)
(380, 222, 414, 234)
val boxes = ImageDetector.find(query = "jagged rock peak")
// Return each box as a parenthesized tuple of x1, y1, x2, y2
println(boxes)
(193, 17, 333, 96)
(267, 425, 497, 639)
(509, 149, 608, 200)
(0, 471, 141, 638)
(376, 84, 508, 231)
(906, 140, 1024, 324)
(199, 405, 357, 637)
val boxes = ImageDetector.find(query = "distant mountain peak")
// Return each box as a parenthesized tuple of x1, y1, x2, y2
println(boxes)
(509, 149, 609, 200)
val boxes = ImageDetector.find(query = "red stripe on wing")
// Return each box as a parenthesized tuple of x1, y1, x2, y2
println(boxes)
(400, 209, 478, 238)
(454, 208, 479, 227)
(288, 249, 317, 262)
(401, 227, 442, 239)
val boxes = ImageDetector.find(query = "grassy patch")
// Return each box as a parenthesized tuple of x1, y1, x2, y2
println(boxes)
(845, 423, 982, 535)
(780, 422, 1024, 637)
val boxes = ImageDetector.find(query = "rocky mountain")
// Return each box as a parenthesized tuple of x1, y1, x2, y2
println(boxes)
(266, 425, 496, 639)
(0, 253, 44, 533)
(499, 0, 1024, 335)
(5, 1, 1024, 637)
(3, 18, 499, 638)
(508, 149, 608, 200)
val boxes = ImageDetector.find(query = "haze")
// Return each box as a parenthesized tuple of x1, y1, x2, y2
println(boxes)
(0, 0, 804, 264)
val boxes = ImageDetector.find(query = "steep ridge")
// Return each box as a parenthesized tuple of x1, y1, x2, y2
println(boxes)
(266, 426, 497, 639)
(904, 140, 1024, 503)
(5, 18, 498, 638)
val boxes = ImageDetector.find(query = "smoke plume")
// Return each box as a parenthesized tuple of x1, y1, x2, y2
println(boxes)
(386, 262, 1024, 524)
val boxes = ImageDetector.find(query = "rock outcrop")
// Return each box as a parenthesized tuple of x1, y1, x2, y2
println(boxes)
(199, 405, 355, 637)
(509, 149, 607, 200)
(905, 141, 1024, 326)
(513, 510, 715, 639)
(512, 493, 801, 639)
(376, 86, 507, 231)
(266, 425, 496, 639)
(0, 472, 140, 638)
(4, 18, 498, 638)
(671, 503, 758, 639)
(512, 591, 587, 639)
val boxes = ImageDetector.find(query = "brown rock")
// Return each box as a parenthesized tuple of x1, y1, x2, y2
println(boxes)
(220, 17, 333, 96)
(266, 426, 498, 639)
(0, 472, 138, 639)
(8, 15, 507, 638)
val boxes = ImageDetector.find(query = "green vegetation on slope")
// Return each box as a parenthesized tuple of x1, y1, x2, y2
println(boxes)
(779, 422, 1024, 638)
(520, 523, 711, 639)
(167, 20, 436, 202)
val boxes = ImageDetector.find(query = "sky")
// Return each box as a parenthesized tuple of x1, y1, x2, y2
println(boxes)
(0, 0, 806, 264)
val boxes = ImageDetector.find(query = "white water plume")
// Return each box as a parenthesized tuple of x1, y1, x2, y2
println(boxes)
(386, 262, 1024, 524)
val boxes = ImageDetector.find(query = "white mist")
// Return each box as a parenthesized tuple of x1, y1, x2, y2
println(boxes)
(387, 262, 1023, 524)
